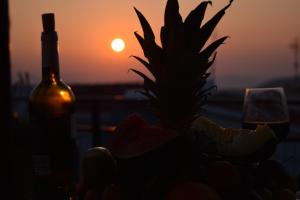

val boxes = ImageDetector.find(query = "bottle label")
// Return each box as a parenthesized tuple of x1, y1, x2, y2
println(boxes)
(30, 114, 78, 187)
(32, 155, 51, 176)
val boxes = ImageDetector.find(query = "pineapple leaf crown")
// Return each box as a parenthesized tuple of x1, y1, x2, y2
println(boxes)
(131, 0, 233, 131)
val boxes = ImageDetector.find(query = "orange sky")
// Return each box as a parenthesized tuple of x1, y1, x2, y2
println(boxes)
(10, 0, 300, 89)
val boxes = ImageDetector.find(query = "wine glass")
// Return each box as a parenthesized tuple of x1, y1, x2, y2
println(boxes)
(242, 87, 290, 142)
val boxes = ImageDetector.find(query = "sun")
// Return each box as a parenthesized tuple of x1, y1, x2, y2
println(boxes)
(111, 38, 125, 52)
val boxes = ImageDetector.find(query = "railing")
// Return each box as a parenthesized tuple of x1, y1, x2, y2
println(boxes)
(13, 96, 300, 143)
(74, 96, 148, 146)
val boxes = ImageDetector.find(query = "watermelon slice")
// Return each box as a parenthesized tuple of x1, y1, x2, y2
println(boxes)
(109, 113, 178, 158)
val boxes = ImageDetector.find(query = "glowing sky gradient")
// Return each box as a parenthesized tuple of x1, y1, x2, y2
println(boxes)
(10, 0, 300, 89)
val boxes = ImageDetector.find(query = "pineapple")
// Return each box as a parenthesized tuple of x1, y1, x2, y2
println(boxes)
(132, 0, 233, 132)
(130, 0, 277, 162)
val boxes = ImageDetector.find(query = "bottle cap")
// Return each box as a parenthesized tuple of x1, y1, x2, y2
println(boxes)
(42, 13, 55, 32)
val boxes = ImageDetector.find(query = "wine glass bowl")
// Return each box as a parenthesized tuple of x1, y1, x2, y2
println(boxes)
(242, 87, 290, 142)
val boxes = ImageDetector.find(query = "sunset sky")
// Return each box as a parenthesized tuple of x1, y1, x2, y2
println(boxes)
(9, 0, 300, 89)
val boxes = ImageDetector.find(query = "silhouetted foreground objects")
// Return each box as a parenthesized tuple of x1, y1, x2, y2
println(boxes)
(0, 0, 14, 199)
(74, 119, 297, 200)
(29, 13, 78, 200)
(74, 0, 298, 199)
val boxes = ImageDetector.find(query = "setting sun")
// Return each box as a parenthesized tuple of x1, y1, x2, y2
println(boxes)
(111, 38, 125, 52)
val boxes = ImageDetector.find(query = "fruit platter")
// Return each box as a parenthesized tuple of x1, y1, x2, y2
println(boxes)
(75, 1, 298, 199)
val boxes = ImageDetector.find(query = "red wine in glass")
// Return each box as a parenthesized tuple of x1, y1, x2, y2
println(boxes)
(242, 87, 290, 142)
(242, 121, 290, 142)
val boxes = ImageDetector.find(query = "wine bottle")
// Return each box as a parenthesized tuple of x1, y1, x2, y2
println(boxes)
(29, 13, 77, 200)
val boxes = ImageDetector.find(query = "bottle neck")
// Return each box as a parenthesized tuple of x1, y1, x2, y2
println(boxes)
(41, 31, 60, 81)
